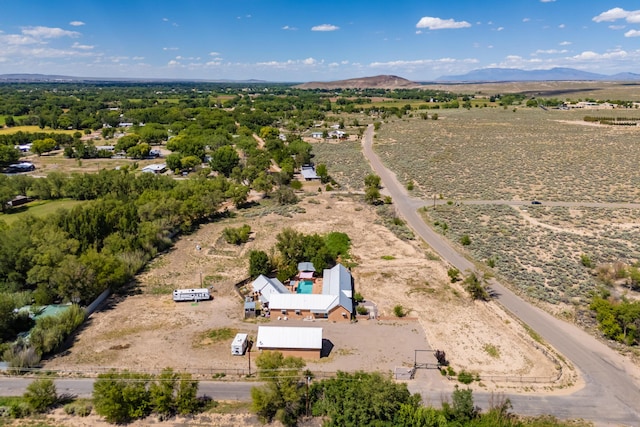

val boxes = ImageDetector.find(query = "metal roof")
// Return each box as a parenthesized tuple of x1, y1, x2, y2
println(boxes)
(251, 275, 289, 304)
(300, 166, 319, 180)
(297, 262, 316, 272)
(268, 293, 338, 313)
(322, 264, 354, 314)
(257, 326, 322, 350)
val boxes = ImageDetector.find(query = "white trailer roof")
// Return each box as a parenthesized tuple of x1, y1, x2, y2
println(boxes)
(232, 333, 248, 345)
(257, 326, 322, 350)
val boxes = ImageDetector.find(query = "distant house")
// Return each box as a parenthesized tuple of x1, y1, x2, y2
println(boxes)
(256, 326, 323, 359)
(328, 130, 346, 139)
(15, 144, 32, 153)
(7, 195, 32, 208)
(141, 163, 167, 174)
(5, 162, 35, 173)
(311, 132, 324, 139)
(300, 165, 320, 181)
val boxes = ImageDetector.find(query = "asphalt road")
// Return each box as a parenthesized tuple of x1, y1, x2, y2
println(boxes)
(362, 124, 640, 426)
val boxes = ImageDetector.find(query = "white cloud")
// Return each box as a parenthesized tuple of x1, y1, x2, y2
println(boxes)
(302, 57, 317, 65)
(416, 16, 471, 30)
(69, 21, 85, 27)
(496, 27, 504, 31)
(523, 18, 530, 23)
(559, 41, 572, 46)
(540, 0, 556, 3)
(71, 42, 93, 50)
(593, 7, 640, 23)
(22, 26, 80, 39)
(609, 25, 626, 30)
(167, 60, 180, 66)
(282, 25, 298, 31)
(162, 18, 169, 22)
(625, 29, 640, 37)
(163, 47, 179, 51)
(533, 49, 568, 55)
(311, 24, 339, 32)
(132, 56, 144, 61)
(558, 24, 565, 29)
(209, 51, 220, 56)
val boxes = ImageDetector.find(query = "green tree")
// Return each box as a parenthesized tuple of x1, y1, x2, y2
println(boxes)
(316, 163, 329, 183)
(365, 186, 381, 205)
(311, 371, 419, 427)
(31, 138, 57, 156)
(24, 379, 58, 413)
(93, 371, 152, 424)
(149, 368, 177, 417)
(251, 351, 306, 426)
(175, 374, 199, 416)
(364, 173, 381, 189)
(0, 144, 21, 168)
(463, 272, 490, 301)
(210, 145, 240, 177)
(249, 250, 272, 279)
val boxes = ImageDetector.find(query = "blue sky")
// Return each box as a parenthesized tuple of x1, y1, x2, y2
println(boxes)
(0, 1, 639, 81)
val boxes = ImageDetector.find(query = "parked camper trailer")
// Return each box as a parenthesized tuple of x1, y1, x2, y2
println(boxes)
(231, 333, 249, 356)
(172, 288, 210, 302)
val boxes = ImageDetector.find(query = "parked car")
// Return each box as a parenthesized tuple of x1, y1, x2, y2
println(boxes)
(531, 200, 542, 205)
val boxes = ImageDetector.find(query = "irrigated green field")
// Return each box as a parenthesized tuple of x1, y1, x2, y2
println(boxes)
(0, 199, 86, 225)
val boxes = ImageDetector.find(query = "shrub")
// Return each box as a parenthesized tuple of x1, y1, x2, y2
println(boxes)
(447, 268, 460, 283)
(457, 370, 476, 385)
(290, 180, 302, 190)
(356, 305, 369, 315)
(223, 224, 251, 245)
(24, 379, 57, 413)
(64, 401, 92, 417)
(353, 292, 364, 303)
(460, 234, 471, 246)
(393, 305, 406, 317)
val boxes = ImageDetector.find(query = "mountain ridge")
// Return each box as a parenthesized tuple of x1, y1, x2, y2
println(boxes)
(435, 67, 640, 82)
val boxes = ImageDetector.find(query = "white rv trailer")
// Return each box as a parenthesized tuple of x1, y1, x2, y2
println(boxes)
(231, 333, 249, 355)
(172, 288, 210, 302)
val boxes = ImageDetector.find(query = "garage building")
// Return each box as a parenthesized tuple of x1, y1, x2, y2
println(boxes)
(256, 326, 323, 360)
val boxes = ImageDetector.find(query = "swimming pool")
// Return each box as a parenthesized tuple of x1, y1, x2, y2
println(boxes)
(297, 280, 314, 294)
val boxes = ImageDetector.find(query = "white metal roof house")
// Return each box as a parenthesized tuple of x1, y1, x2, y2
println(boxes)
(141, 163, 167, 174)
(251, 275, 288, 305)
(300, 165, 319, 181)
(266, 263, 354, 321)
(256, 326, 323, 359)
(322, 263, 354, 314)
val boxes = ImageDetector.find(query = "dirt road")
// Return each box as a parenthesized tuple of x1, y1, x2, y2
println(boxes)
(362, 124, 640, 426)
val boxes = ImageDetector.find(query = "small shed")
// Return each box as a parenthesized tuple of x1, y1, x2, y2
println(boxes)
(244, 300, 256, 318)
(256, 326, 323, 359)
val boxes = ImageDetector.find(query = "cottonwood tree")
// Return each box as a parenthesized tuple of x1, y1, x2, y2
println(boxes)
(251, 351, 306, 426)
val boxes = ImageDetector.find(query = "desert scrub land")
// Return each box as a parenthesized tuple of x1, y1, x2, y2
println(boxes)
(422, 204, 640, 307)
(375, 108, 640, 202)
(310, 138, 372, 190)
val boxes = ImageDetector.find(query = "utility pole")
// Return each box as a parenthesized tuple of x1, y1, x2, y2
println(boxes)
(305, 376, 311, 416)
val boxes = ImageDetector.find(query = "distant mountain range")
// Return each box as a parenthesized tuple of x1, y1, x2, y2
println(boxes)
(435, 67, 640, 82)
(0, 73, 267, 83)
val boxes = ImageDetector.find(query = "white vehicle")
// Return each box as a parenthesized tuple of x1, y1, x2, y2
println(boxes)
(172, 288, 210, 302)
(231, 333, 249, 356)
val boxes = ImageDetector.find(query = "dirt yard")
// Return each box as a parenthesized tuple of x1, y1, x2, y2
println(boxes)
(45, 189, 572, 391)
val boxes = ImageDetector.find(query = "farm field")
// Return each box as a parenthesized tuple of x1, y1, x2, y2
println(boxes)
(44, 192, 566, 390)
(0, 199, 86, 225)
(0, 125, 78, 135)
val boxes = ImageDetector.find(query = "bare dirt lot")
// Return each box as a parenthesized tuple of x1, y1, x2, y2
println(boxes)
(45, 190, 570, 391)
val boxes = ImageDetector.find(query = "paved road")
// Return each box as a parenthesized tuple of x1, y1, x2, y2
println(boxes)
(362, 124, 640, 426)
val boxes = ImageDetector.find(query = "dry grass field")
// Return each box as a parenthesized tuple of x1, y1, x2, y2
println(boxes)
(421, 81, 640, 101)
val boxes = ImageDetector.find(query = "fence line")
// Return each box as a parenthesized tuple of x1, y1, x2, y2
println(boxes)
(1, 366, 340, 381)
